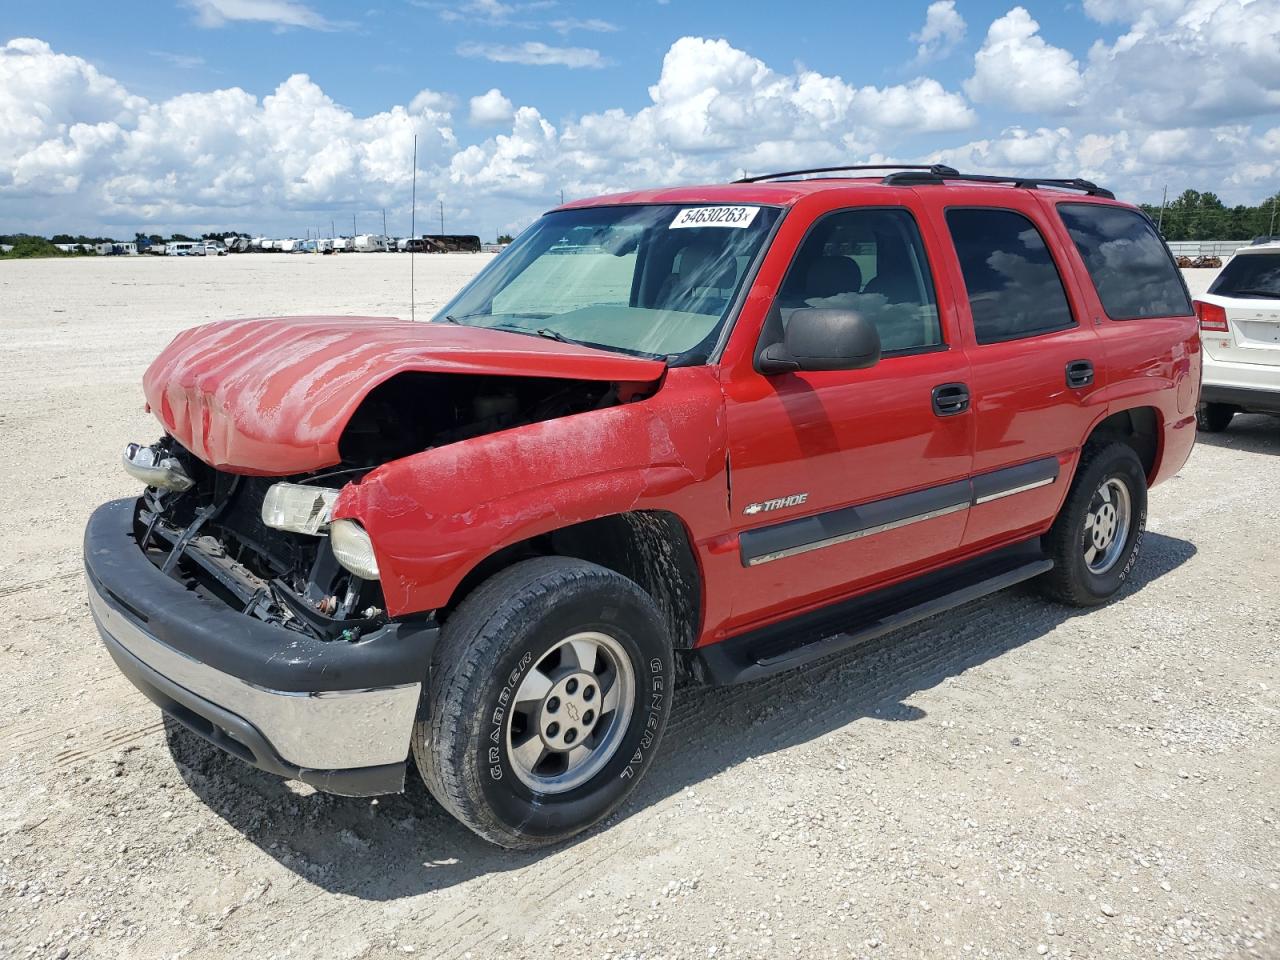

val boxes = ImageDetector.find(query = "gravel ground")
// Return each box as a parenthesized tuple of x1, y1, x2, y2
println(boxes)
(0, 259, 1276, 960)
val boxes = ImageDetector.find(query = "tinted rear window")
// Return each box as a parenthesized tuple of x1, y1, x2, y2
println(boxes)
(1058, 203, 1192, 319)
(945, 208, 1075, 344)
(1207, 252, 1280, 299)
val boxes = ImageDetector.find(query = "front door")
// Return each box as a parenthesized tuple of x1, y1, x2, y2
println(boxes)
(720, 206, 974, 634)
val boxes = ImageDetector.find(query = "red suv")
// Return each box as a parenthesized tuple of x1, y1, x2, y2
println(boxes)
(85, 165, 1200, 848)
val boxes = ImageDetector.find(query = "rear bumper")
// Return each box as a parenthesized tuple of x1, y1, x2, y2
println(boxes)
(1200, 383, 1280, 414)
(84, 498, 437, 796)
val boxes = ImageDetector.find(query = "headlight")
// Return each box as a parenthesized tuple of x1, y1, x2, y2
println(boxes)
(329, 519, 380, 580)
(123, 443, 194, 492)
(261, 483, 338, 536)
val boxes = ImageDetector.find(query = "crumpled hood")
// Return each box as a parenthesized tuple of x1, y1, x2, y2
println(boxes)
(142, 316, 667, 475)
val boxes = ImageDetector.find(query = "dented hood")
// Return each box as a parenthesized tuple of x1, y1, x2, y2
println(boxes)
(143, 316, 667, 475)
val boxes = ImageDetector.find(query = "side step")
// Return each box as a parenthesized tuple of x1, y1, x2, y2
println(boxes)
(688, 540, 1053, 686)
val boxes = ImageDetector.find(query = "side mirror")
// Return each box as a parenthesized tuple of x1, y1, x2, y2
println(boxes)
(758, 308, 881, 374)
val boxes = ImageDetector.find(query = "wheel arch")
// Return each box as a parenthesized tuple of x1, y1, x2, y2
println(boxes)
(1084, 405, 1160, 482)
(442, 510, 704, 650)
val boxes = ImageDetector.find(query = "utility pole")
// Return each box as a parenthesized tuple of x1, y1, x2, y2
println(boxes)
(330, 219, 335, 239)
(382, 207, 387, 237)
(352, 213, 357, 238)
(1269, 194, 1278, 237)
(1157, 184, 1168, 233)
(439, 199, 445, 237)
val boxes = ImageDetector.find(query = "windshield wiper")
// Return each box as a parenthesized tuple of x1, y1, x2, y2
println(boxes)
(536, 327, 579, 345)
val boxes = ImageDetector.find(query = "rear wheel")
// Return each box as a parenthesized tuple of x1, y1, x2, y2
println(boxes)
(1195, 402, 1236, 432)
(1038, 442, 1147, 607)
(413, 557, 673, 849)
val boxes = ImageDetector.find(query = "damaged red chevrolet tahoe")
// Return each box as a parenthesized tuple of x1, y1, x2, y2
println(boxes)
(85, 165, 1200, 847)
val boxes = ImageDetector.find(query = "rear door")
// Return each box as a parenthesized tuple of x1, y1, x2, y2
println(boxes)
(923, 192, 1106, 552)
(1200, 249, 1280, 367)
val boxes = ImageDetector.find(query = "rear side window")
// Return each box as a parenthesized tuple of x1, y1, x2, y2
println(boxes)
(1058, 203, 1193, 319)
(945, 208, 1075, 344)
(1208, 252, 1280, 300)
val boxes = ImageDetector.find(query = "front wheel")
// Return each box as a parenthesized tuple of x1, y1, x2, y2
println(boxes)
(1038, 442, 1148, 607)
(413, 557, 674, 849)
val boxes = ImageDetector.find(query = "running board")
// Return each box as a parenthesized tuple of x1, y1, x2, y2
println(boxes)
(687, 540, 1053, 686)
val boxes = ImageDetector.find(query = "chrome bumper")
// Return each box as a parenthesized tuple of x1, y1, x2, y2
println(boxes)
(88, 578, 420, 772)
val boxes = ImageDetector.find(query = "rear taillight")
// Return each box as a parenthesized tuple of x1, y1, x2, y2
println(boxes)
(1194, 300, 1229, 332)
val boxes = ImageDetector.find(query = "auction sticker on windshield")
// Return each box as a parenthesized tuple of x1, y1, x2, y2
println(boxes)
(670, 206, 760, 229)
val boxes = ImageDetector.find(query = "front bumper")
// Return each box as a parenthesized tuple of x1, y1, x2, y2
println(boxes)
(84, 498, 437, 796)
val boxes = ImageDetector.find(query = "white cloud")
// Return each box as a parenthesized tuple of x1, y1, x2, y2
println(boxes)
(150, 51, 206, 69)
(912, 1, 966, 62)
(2, 25, 1278, 239)
(185, 0, 341, 31)
(457, 41, 608, 69)
(550, 17, 619, 34)
(1082, 0, 1280, 126)
(965, 1, 1280, 128)
(469, 88, 515, 125)
(965, 7, 1085, 112)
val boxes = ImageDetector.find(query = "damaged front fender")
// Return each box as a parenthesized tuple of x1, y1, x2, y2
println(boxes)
(332, 366, 730, 617)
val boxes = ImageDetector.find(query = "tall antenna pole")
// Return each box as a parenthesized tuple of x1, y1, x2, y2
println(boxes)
(352, 213, 357, 238)
(439, 199, 444, 237)
(382, 207, 387, 237)
(330, 219, 335, 239)
(1157, 184, 1168, 232)
(410, 134, 418, 322)
(559, 188, 564, 205)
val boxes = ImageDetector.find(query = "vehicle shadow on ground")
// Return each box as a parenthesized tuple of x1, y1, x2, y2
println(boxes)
(166, 531, 1196, 900)
(1192, 414, 1280, 456)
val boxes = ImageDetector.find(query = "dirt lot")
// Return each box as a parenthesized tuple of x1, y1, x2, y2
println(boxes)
(1, 258, 1276, 960)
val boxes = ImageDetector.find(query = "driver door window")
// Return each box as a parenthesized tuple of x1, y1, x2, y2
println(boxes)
(770, 208, 943, 355)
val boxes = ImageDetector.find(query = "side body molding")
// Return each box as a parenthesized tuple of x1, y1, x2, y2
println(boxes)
(739, 456, 1060, 567)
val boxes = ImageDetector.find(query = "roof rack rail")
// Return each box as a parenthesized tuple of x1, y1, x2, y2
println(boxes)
(733, 163, 959, 184)
(1250, 235, 1280, 245)
(882, 169, 1115, 199)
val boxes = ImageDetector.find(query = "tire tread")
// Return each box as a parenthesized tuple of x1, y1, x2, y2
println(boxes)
(1038, 441, 1146, 608)
(413, 557, 665, 848)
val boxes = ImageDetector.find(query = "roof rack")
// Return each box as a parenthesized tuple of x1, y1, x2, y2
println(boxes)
(733, 164, 1115, 199)
(733, 163, 959, 184)
(882, 169, 1115, 199)
(1250, 235, 1280, 245)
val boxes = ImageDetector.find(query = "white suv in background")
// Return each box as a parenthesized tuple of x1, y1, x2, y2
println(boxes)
(1194, 238, 1280, 432)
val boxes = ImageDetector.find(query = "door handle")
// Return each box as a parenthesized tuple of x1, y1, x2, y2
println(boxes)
(1066, 359, 1094, 389)
(932, 382, 970, 417)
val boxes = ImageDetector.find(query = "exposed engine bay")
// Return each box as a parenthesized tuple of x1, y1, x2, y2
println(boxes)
(131, 373, 638, 640)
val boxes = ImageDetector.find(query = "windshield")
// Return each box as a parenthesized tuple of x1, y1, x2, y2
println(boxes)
(435, 203, 781, 360)
(1208, 252, 1280, 299)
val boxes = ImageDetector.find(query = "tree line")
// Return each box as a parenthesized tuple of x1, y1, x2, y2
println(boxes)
(1140, 189, 1280, 242)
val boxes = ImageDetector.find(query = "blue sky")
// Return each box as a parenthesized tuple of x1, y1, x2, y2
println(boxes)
(5, 2, 1108, 130)
(2, 0, 1277, 238)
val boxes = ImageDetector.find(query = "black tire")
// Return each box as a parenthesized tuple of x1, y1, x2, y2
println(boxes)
(1195, 402, 1235, 433)
(1038, 442, 1147, 607)
(412, 557, 674, 849)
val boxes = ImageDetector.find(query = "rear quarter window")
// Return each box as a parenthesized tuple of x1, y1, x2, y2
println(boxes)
(1057, 203, 1192, 319)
